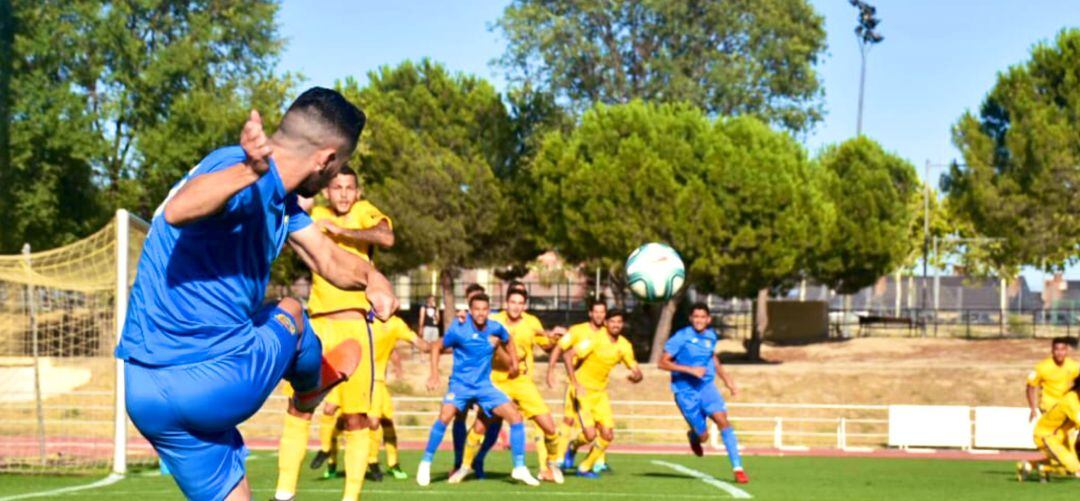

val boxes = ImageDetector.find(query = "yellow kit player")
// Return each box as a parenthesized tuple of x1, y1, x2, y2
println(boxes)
(273, 166, 394, 501)
(555, 308, 643, 478)
(366, 315, 430, 481)
(1020, 378, 1080, 481)
(1027, 337, 1079, 421)
(454, 288, 567, 484)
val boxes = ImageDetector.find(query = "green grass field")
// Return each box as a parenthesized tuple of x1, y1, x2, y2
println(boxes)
(0, 451, 1068, 500)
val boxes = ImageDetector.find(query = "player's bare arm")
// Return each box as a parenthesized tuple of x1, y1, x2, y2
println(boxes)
(1027, 384, 1041, 421)
(627, 366, 644, 384)
(288, 224, 398, 320)
(164, 110, 270, 226)
(504, 339, 521, 379)
(546, 344, 564, 389)
(714, 356, 738, 397)
(319, 219, 395, 248)
(658, 352, 707, 379)
(561, 347, 585, 394)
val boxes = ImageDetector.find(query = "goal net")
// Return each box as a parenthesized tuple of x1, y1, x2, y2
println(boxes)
(0, 210, 150, 474)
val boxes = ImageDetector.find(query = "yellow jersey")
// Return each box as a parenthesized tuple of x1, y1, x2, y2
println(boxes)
(1035, 391, 1080, 436)
(572, 332, 637, 392)
(1028, 357, 1080, 411)
(489, 311, 552, 381)
(307, 201, 392, 315)
(558, 321, 606, 352)
(372, 315, 417, 382)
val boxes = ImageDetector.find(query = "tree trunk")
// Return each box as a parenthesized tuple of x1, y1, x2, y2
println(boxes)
(609, 270, 627, 311)
(648, 294, 681, 363)
(746, 287, 769, 361)
(0, 0, 11, 248)
(440, 268, 456, 333)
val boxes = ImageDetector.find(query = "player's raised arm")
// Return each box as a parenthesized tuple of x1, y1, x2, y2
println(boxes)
(164, 110, 271, 226)
(321, 219, 395, 248)
(288, 224, 398, 320)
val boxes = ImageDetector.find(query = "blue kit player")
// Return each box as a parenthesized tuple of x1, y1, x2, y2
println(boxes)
(658, 303, 749, 485)
(116, 87, 399, 501)
(417, 293, 539, 487)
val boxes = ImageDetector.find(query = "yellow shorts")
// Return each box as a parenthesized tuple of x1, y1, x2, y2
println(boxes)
(564, 386, 613, 430)
(494, 375, 550, 419)
(281, 316, 373, 415)
(370, 380, 394, 420)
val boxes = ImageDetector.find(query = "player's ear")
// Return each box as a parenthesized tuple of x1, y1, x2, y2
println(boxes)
(312, 147, 337, 173)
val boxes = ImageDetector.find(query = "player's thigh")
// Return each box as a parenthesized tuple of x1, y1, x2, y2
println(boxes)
(152, 424, 248, 501)
(477, 385, 515, 422)
(332, 318, 375, 415)
(590, 391, 615, 431)
(673, 389, 708, 436)
(372, 381, 394, 419)
(508, 378, 550, 420)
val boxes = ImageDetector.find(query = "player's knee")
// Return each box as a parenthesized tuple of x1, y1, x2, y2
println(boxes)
(342, 413, 368, 431)
(601, 428, 614, 442)
(286, 400, 313, 420)
(380, 418, 394, 428)
(714, 413, 731, 429)
(276, 297, 305, 335)
(322, 404, 338, 416)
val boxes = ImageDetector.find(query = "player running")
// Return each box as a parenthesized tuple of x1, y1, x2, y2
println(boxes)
(1026, 337, 1079, 422)
(273, 165, 395, 501)
(1020, 376, 1080, 481)
(418, 293, 540, 487)
(364, 315, 431, 480)
(554, 308, 643, 479)
(455, 287, 566, 484)
(117, 88, 398, 501)
(658, 303, 748, 485)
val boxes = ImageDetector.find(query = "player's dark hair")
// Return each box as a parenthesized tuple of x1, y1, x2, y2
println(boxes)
(507, 288, 528, 301)
(506, 280, 527, 293)
(1053, 336, 1076, 348)
(465, 283, 486, 297)
(469, 293, 490, 307)
(283, 87, 366, 151)
(689, 302, 710, 315)
(337, 165, 358, 181)
(588, 298, 608, 312)
(606, 309, 625, 320)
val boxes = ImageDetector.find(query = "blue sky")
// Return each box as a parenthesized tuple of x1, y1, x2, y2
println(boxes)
(276, 1, 1080, 289)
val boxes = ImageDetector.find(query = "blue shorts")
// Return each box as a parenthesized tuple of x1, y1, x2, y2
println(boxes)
(125, 305, 322, 501)
(444, 383, 511, 416)
(674, 383, 728, 437)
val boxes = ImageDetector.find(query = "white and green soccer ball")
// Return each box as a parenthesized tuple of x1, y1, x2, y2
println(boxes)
(626, 243, 686, 301)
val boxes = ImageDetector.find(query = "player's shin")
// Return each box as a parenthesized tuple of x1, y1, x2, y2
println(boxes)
(460, 429, 485, 472)
(721, 427, 743, 470)
(452, 417, 467, 470)
(343, 429, 370, 501)
(384, 425, 400, 467)
(578, 437, 611, 473)
(318, 412, 337, 454)
(509, 422, 527, 468)
(422, 420, 448, 463)
(274, 414, 311, 500)
(368, 426, 383, 465)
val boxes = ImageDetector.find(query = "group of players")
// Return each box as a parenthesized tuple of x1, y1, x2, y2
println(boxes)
(116, 87, 748, 501)
(1020, 336, 1080, 481)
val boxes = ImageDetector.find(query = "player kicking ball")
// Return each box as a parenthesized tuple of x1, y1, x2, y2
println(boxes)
(117, 87, 398, 501)
(658, 303, 748, 484)
(417, 293, 540, 487)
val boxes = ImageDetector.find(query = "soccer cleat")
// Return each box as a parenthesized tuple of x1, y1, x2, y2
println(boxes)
(1016, 461, 1032, 482)
(734, 469, 749, 484)
(309, 450, 331, 470)
(320, 463, 341, 479)
(576, 470, 600, 479)
(387, 464, 409, 480)
(366, 463, 384, 482)
(269, 496, 294, 501)
(1037, 464, 1051, 483)
(542, 462, 565, 484)
(594, 462, 612, 474)
(561, 449, 576, 471)
(293, 339, 361, 413)
(447, 465, 472, 484)
(512, 466, 541, 486)
(417, 461, 432, 486)
(688, 430, 704, 457)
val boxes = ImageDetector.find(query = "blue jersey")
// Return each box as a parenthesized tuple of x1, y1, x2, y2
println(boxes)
(116, 146, 312, 366)
(443, 318, 509, 389)
(664, 326, 719, 391)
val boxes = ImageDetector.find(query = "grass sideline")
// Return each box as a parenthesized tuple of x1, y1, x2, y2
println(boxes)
(0, 451, 1069, 500)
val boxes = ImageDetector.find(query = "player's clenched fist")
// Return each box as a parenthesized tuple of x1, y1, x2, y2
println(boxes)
(241, 109, 272, 174)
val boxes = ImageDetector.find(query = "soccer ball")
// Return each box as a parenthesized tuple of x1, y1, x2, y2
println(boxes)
(625, 243, 686, 301)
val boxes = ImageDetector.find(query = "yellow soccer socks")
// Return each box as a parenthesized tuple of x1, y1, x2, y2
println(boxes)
(342, 429, 371, 501)
(274, 414, 311, 499)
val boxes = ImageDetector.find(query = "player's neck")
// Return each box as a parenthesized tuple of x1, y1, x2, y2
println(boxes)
(331, 202, 354, 217)
(267, 140, 312, 193)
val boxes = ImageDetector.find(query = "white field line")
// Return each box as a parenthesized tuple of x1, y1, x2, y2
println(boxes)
(0, 473, 124, 501)
(651, 460, 752, 499)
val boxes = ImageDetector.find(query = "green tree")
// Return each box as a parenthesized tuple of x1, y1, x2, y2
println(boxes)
(493, 0, 827, 133)
(685, 116, 833, 359)
(1, 0, 292, 252)
(810, 137, 919, 296)
(945, 29, 1080, 274)
(340, 60, 516, 326)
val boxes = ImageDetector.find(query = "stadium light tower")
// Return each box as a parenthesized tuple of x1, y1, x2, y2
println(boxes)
(851, 0, 883, 136)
